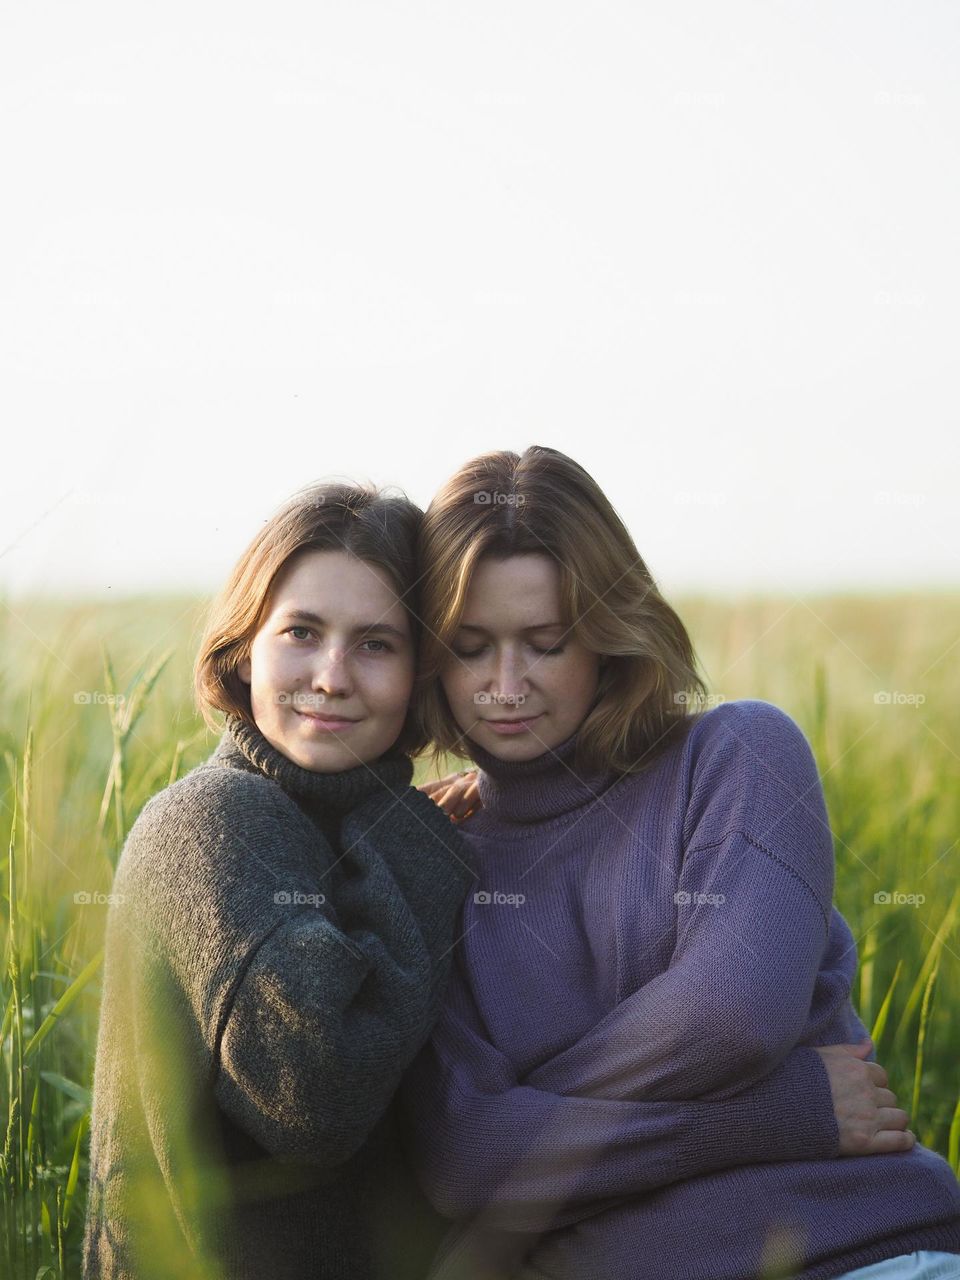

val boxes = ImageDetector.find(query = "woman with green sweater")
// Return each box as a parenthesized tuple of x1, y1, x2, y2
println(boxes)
(81, 483, 474, 1280)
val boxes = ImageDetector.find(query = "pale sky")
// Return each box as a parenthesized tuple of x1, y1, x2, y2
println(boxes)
(2, 1, 957, 597)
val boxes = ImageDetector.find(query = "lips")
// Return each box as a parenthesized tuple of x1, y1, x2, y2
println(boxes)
(295, 709, 360, 724)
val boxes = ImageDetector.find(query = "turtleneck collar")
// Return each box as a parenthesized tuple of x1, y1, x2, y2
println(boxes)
(465, 727, 622, 825)
(210, 713, 414, 816)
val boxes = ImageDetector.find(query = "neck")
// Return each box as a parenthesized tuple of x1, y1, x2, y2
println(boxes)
(212, 714, 413, 817)
(465, 728, 619, 824)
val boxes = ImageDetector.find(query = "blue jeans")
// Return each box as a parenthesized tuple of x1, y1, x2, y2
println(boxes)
(836, 1252, 960, 1279)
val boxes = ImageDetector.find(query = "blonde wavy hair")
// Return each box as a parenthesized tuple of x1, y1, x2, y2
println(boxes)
(416, 446, 709, 775)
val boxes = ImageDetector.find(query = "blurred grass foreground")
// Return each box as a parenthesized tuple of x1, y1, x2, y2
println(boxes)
(2, 591, 959, 1277)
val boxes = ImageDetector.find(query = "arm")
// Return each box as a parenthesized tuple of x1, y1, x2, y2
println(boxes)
(132, 772, 473, 1168)
(215, 784, 474, 1166)
(526, 701, 837, 1102)
(398, 962, 839, 1234)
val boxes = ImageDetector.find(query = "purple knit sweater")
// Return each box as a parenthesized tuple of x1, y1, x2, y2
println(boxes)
(399, 699, 960, 1280)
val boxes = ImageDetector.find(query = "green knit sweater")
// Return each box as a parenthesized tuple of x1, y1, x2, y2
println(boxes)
(82, 714, 474, 1280)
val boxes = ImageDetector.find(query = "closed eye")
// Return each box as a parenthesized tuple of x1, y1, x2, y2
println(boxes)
(453, 643, 565, 658)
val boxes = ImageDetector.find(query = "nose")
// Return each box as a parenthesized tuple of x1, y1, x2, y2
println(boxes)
(312, 643, 354, 698)
(491, 648, 530, 702)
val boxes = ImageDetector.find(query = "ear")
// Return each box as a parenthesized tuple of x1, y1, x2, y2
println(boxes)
(237, 656, 251, 684)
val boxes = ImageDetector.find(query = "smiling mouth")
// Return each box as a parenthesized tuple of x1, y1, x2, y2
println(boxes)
(295, 709, 362, 725)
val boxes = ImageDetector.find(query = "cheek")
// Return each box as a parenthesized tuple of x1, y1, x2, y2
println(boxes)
(561, 653, 601, 703)
(367, 658, 415, 712)
(252, 640, 290, 687)
(440, 665, 473, 710)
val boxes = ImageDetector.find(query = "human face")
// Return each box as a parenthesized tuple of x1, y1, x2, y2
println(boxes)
(237, 549, 415, 772)
(441, 554, 601, 762)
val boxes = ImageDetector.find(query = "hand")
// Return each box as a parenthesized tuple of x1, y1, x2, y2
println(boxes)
(419, 769, 481, 823)
(814, 1037, 915, 1156)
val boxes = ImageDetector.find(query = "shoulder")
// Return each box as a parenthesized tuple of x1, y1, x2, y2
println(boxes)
(681, 699, 826, 851)
(137, 758, 294, 830)
(117, 760, 310, 889)
(685, 697, 812, 765)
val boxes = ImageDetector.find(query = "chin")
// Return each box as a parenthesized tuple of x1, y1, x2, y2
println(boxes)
(480, 733, 550, 760)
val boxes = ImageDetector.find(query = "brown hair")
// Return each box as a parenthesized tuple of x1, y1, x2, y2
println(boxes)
(416, 446, 709, 775)
(194, 481, 428, 756)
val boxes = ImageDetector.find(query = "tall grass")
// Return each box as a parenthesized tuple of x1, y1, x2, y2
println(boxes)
(1, 590, 958, 1276)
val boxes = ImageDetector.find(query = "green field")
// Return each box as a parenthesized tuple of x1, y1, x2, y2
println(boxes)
(2, 591, 958, 1278)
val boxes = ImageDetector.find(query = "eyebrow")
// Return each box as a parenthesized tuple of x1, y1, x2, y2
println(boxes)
(277, 610, 408, 640)
(456, 621, 564, 633)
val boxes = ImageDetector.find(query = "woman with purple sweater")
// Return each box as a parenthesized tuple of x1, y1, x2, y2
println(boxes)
(404, 446, 960, 1280)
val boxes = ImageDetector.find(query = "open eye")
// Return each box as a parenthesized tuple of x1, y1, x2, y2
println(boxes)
(359, 638, 393, 654)
(287, 626, 313, 642)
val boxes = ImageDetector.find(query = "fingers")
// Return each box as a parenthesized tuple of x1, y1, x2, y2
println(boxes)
(875, 1106, 910, 1130)
(419, 771, 470, 795)
(422, 773, 481, 822)
(864, 1128, 915, 1154)
(875, 1087, 898, 1108)
(836, 1038, 873, 1057)
(867, 1062, 889, 1088)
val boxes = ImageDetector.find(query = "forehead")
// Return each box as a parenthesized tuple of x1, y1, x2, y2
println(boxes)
(460, 555, 562, 627)
(269, 550, 408, 621)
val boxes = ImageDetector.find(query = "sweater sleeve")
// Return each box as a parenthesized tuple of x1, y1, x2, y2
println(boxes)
(214, 784, 474, 1165)
(398, 974, 839, 1233)
(129, 768, 473, 1169)
(523, 700, 839, 1103)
